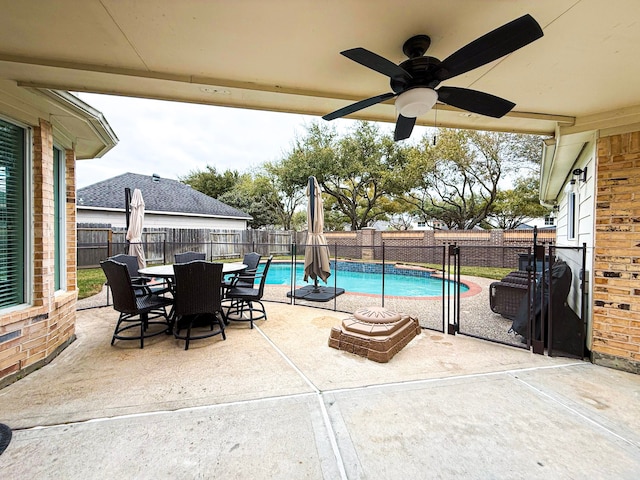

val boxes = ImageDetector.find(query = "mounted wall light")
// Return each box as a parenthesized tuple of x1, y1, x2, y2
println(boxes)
(572, 167, 587, 182)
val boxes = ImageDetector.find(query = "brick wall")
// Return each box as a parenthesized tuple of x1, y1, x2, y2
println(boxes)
(592, 131, 640, 373)
(323, 229, 553, 268)
(0, 119, 77, 387)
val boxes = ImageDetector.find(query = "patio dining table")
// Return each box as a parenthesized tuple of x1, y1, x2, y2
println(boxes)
(139, 262, 247, 288)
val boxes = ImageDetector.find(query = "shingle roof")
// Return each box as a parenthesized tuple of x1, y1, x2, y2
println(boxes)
(77, 173, 252, 219)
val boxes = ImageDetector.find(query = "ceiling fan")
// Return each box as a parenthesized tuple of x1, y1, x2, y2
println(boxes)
(322, 14, 544, 141)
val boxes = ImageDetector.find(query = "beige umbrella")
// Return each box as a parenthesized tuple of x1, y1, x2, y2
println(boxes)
(126, 188, 147, 270)
(303, 176, 331, 287)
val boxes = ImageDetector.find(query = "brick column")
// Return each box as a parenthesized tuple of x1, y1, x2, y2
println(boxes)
(592, 131, 640, 373)
(32, 119, 54, 308)
(361, 227, 375, 261)
(66, 149, 77, 292)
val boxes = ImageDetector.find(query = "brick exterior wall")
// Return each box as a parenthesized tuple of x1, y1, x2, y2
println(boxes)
(0, 119, 77, 387)
(592, 131, 640, 373)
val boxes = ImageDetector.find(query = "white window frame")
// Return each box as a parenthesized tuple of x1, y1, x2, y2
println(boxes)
(53, 145, 66, 292)
(567, 190, 577, 242)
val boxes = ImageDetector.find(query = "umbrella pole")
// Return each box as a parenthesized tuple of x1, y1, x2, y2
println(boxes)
(124, 187, 131, 253)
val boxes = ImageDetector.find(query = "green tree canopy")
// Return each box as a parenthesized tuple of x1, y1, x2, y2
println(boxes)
(489, 176, 549, 229)
(402, 128, 544, 229)
(262, 161, 306, 231)
(278, 120, 411, 230)
(180, 166, 240, 198)
(218, 173, 280, 229)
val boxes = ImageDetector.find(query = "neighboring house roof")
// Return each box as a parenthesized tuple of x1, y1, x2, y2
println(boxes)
(77, 172, 252, 220)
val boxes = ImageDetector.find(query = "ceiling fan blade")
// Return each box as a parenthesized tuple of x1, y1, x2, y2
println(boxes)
(323, 92, 396, 121)
(394, 114, 416, 141)
(341, 48, 412, 82)
(438, 14, 543, 80)
(437, 86, 515, 118)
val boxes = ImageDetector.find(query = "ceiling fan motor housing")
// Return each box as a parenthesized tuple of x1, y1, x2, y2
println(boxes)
(391, 56, 443, 93)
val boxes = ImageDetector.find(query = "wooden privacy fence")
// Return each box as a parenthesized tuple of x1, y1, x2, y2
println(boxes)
(77, 226, 296, 268)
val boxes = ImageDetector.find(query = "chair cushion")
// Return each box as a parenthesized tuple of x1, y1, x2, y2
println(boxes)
(226, 286, 259, 298)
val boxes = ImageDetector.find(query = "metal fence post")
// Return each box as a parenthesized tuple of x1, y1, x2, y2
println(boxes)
(381, 241, 385, 308)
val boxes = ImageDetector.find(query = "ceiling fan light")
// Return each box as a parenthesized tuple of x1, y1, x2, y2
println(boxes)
(395, 88, 438, 117)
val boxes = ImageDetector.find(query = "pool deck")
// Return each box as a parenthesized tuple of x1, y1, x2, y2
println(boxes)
(1, 301, 639, 479)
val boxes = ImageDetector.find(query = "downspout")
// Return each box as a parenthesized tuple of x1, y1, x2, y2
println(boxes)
(539, 138, 557, 208)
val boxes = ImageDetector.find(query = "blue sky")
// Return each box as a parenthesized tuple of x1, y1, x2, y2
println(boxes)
(75, 92, 429, 188)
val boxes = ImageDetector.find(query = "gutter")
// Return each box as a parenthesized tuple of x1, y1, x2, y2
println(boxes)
(28, 89, 119, 157)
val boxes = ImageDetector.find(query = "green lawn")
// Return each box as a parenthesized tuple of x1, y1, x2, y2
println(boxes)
(77, 268, 106, 299)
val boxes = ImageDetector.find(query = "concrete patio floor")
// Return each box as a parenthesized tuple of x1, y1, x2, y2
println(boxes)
(1, 303, 639, 479)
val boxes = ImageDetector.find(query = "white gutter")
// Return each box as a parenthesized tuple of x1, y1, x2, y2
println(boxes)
(28, 89, 118, 157)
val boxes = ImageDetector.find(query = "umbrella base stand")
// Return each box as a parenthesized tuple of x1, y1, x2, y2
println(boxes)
(287, 285, 345, 302)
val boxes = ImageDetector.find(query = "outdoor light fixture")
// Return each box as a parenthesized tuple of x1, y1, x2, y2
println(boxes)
(395, 88, 438, 118)
(572, 167, 587, 182)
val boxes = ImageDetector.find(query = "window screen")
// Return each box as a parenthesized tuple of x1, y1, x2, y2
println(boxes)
(0, 118, 25, 308)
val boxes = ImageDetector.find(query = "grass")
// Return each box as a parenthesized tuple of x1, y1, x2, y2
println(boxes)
(77, 268, 105, 300)
(422, 264, 514, 280)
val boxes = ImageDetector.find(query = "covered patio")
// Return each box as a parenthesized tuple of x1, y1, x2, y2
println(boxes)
(1, 303, 638, 478)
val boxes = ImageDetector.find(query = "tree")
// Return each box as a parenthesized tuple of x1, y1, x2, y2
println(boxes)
(218, 173, 280, 229)
(180, 166, 240, 198)
(489, 176, 550, 229)
(262, 161, 306, 231)
(403, 128, 544, 229)
(278, 121, 411, 230)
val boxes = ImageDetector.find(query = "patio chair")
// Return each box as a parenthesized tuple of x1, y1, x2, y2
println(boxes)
(105, 254, 171, 305)
(172, 260, 226, 350)
(225, 256, 273, 329)
(100, 259, 173, 348)
(174, 251, 206, 264)
(489, 270, 536, 320)
(223, 252, 262, 289)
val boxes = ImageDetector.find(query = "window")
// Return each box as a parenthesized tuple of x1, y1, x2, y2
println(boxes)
(0, 118, 26, 308)
(53, 146, 66, 291)
(567, 191, 577, 240)
(417, 221, 426, 228)
(544, 215, 555, 226)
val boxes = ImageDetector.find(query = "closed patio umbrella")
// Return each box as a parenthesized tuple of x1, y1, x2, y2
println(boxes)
(303, 176, 331, 287)
(126, 188, 147, 270)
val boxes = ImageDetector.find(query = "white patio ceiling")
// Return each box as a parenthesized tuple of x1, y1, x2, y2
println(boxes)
(2, 0, 640, 198)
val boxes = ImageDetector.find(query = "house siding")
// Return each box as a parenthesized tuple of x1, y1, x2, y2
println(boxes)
(554, 146, 596, 349)
(592, 131, 640, 373)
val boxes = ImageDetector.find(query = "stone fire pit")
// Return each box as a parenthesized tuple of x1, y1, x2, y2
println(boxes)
(328, 306, 421, 363)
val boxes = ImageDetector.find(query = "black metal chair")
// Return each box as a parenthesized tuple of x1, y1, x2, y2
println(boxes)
(172, 260, 226, 350)
(101, 259, 173, 348)
(174, 251, 206, 264)
(225, 256, 273, 329)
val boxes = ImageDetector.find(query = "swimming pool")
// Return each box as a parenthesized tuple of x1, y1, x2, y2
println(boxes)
(262, 261, 468, 297)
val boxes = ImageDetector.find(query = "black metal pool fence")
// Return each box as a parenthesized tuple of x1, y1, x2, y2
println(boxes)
(82, 237, 588, 358)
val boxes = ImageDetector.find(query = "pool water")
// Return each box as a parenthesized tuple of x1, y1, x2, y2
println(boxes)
(262, 262, 468, 297)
